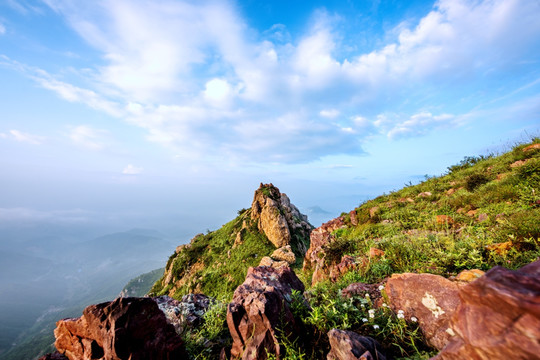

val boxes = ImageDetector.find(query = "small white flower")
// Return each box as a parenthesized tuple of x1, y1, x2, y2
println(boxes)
(373, 324, 380, 329)
(378, 285, 385, 291)
(362, 318, 368, 322)
(397, 313, 405, 319)
(365, 293, 370, 298)
(382, 303, 388, 307)
(360, 304, 365, 308)
(411, 317, 418, 322)
(398, 309, 404, 314)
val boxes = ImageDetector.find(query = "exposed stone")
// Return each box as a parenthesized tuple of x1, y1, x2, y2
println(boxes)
(436, 215, 454, 226)
(259, 256, 289, 269)
(446, 188, 455, 195)
(485, 241, 513, 255)
(54, 297, 186, 360)
(303, 216, 346, 286)
(154, 294, 213, 334)
(341, 283, 381, 302)
(327, 329, 386, 360)
(368, 247, 385, 258)
(271, 245, 296, 264)
(455, 269, 484, 282)
(349, 210, 359, 226)
(251, 183, 312, 250)
(477, 213, 488, 222)
(398, 197, 415, 203)
(329, 255, 367, 282)
(369, 207, 380, 218)
(418, 191, 432, 198)
(510, 159, 529, 168)
(434, 260, 540, 360)
(227, 266, 306, 360)
(385, 273, 462, 350)
(523, 143, 540, 152)
(466, 209, 477, 217)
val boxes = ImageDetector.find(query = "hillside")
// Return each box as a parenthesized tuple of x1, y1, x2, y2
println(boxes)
(150, 183, 313, 299)
(45, 139, 540, 360)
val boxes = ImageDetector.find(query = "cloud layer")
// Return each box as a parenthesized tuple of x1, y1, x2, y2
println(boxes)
(13, 0, 540, 163)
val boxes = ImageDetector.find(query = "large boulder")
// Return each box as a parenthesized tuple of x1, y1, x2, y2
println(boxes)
(327, 329, 386, 360)
(251, 183, 312, 250)
(227, 266, 306, 360)
(303, 216, 346, 286)
(434, 260, 540, 360)
(54, 297, 186, 360)
(154, 294, 213, 334)
(385, 273, 462, 350)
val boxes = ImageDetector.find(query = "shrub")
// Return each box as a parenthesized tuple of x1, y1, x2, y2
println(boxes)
(465, 174, 490, 192)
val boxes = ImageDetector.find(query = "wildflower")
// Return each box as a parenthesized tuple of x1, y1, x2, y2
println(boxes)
(378, 285, 385, 291)
(398, 309, 404, 314)
(373, 324, 380, 329)
(411, 317, 418, 322)
(368, 309, 375, 318)
(382, 303, 388, 307)
(360, 304, 365, 308)
(362, 318, 368, 322)
(365, 293, 370, 298)
(397, 313, 405, 319)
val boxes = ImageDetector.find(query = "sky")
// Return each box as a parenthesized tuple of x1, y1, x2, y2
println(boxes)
(0, 0, 539, 237)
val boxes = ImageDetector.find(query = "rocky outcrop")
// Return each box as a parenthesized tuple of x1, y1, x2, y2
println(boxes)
(251, 183, 312, 250)
(227, 266, 306, 360)
(327, 329, 386, 360)
(259, 256, 289, 268)
(385, 273, 462, 350)
(303, 216, 346, 285)
(155, 294, 213, 334)
(434, 260, 540, 360)
(271, 245, 296, 264)
(54, 297, 186, 360)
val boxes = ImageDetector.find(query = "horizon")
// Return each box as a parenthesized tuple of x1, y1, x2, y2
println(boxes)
(1, 0, 539, 239)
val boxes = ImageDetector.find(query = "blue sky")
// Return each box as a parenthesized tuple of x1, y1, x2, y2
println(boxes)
(1, 0, 539, 235)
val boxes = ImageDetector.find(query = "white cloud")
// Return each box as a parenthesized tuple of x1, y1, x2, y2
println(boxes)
(381, 112, 456, 139)
(11, 0, 540, 163)
(9, 129, 43, 144)
(122, 164, 143, 175)
(0, 132, 7, 138)
(320, 109, 340, 119)
(68, 125, 108, 150)
(0, 23, 5, 35)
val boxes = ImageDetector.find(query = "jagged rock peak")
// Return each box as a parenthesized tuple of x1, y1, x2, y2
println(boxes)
(251, 183, 312, 249)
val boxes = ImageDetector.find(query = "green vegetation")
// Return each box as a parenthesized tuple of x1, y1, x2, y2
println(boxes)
(150, 209, 278, 299)
(173, 139, 540, 359)
(121, 268, 164, 297)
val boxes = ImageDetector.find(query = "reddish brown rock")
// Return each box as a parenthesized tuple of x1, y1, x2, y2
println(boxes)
(455, 269, 484, 282)
(477, 213, 488, 222)
(369, 207, 380, 218)
(303, 216, 345, 285)
(385, 273, 462, 350)
(271, 245, 296, 264)
(510, 159, 529, 168)
(54, 297, 186, 360)
(329, 255, 367, 281)
(368, 247, 385, 258)
(446, 188, 455, 195)
(327, 329, 386, 360)
(485, 241, 513, 255)
(434, 260, 540, 360)
(418, 191, 432, 198)
(436, 215, 454, 226)
(523, 143, 540, 152)
(227, 266, 305, 360)
(466, 209, 477, 217)
(349, 210, 359, 226)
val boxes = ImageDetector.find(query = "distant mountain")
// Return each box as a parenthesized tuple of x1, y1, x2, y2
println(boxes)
(119, 268, 164, 298)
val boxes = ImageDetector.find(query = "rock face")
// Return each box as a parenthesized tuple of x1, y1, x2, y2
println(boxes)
(303, 216, 346, 285)
(227, 266, 306, 360)
(271, 245, 296, 264)
(251, 183, 312, 250)
(54, 297, 186, 360)
(154, 294, 213, 334)
(327, 329, 386, 360)
(385, 273, 462, 350)
(434, 260, 540, 360)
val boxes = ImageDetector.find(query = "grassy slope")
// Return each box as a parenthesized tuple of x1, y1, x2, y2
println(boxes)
(150, 209, 279, 300)
(180, 139, 540, 360)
